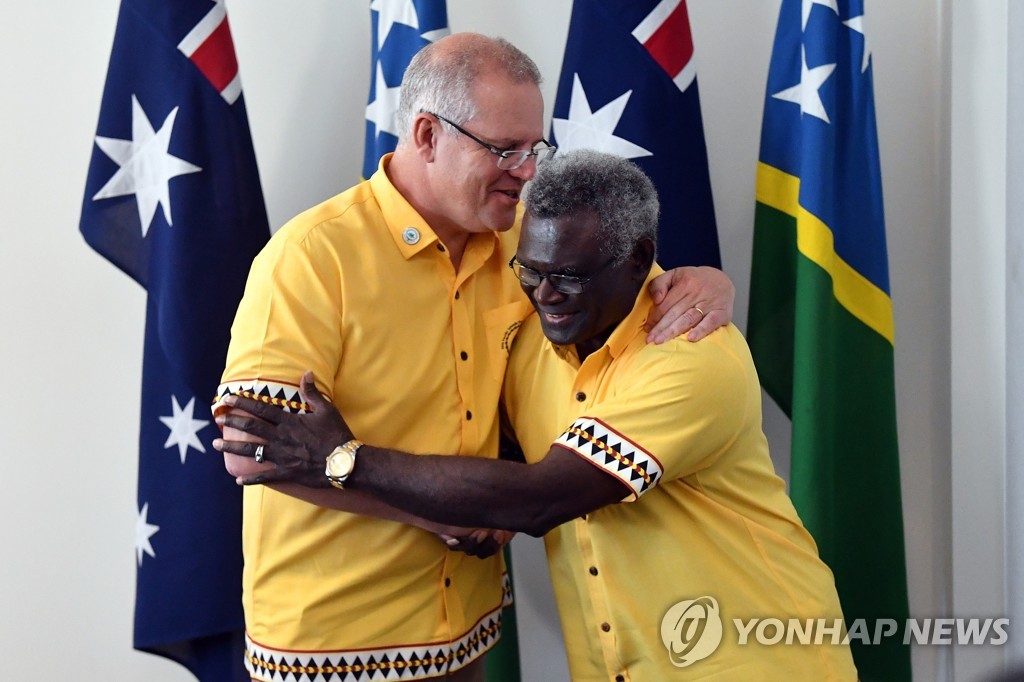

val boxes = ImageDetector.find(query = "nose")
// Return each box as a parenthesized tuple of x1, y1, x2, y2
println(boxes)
(531, 276, 567, 306)
(508, 155, 537, 181)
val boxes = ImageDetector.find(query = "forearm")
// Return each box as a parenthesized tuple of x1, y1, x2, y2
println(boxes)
(348, 447, 578, 536)
(263, 482, 457, 534)
(223, 422, 451, 532)
(215, 384, 613, 535)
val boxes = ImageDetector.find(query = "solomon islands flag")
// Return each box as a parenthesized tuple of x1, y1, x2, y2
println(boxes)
(550, 0, 720, 268)
(746, 0, 910, 678)
(80, 0, 269, 678)
(362, 0, 450, 179)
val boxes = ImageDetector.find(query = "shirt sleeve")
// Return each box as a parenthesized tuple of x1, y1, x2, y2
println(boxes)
(214, 228, 343, 416)
(552, 326, 759, 502)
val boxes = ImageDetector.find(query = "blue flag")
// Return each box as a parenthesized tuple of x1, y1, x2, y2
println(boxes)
(362, 0, 450, 179)
(80, 1, 269, 679)
(551, 0, 720, 268)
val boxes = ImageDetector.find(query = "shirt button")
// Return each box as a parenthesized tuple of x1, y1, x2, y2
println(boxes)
(615, 676, 625, 682)
(601, 623, 611, 633)
(466, 410, 473, 420)
(454, 290, 460, 300)
(575, 392, 586, 402)
(437, 243, 446, 252)
(402, 227, 420, 244)
(444, 577, 451, 587)
(460, 351, 468, 361)
(589, 566, 598, 576)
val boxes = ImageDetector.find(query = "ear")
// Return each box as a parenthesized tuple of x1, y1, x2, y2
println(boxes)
(409, 113, 439, 162)
(631, 238, 656, 279)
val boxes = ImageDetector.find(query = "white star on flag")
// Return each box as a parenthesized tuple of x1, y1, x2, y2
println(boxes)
(771, 47, 837, 123)
(802, 0, 839, 30)
(420, 27, 450, 43)
(844, 14, 872, 73)
(365, 62, 403, 139)
(551, 74, 652, 159)
(370, 0, 418, 49)
(92, 95, 201, 237)
(159, 395, 209, 464)
(135, 502, 160, 567)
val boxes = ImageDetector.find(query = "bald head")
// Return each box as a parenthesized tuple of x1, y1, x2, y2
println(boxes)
(395, 33, 542, 145)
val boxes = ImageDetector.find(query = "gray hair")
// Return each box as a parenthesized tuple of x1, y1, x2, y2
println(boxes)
(524, 149, 660, 264)
(396, 33, 542, 144)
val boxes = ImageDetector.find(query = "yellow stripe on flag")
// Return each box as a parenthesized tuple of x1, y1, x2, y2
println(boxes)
(756, 162, 895, 345)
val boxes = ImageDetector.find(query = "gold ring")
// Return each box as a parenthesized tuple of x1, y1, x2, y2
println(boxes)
(694, 306, 705, 317)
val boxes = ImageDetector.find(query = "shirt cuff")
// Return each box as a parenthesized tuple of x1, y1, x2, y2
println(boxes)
(212, 379, 311, 417)
(553, 416, 663, 501)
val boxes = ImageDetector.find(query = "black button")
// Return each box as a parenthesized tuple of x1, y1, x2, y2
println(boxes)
(601, 623, 611, 632)
(616, 676, 625, 682)
(454, 290, 461, 300)
(589, 567, 598, 576)
(575, 392, 586, 402)
(466, 410, 473, 420)
(460, 351, 468, 361)
(437, 243, 446, 252)
(444, 577, 451, 587)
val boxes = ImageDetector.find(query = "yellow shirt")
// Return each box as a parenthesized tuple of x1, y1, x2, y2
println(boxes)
(218, 156, 525, 680)
(503, 278, 858, 681)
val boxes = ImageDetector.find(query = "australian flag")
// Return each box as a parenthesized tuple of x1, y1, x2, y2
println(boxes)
(551, 0, 720, 268)
(80, 0, 268, 679)
(362, 0, 449, 179)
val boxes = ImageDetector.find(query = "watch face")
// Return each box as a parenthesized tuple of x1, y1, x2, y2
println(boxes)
(327, 450, 355, 478)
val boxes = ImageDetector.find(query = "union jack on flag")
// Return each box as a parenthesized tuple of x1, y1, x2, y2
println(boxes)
(551, 0, 720, 268)
(80, 0, 268, 678)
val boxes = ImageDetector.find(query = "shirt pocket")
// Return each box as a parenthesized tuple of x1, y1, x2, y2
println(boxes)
(484, 301, 534, 382)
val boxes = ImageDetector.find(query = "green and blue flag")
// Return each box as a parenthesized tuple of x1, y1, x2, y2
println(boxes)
(747, 0, 910, 678)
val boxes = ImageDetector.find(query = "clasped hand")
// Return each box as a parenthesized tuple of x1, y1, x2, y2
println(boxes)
(214, 370, 352, 488)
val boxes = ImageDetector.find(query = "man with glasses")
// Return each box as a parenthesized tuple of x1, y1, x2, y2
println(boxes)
(218, 150, 857, 680)
(217, 34, 734, 682)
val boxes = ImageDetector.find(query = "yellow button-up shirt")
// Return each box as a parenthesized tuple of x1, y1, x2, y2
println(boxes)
(503, 276, 858, 681)
(218, 156, 525, 680)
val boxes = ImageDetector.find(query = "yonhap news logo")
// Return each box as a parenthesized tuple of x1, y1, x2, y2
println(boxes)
(660, 596, 724, 667)
(660, 596, 1010, 669)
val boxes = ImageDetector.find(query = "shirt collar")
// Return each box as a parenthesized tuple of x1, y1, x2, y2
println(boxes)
(369, 153, 502, 263)
(370, 153, 440, 260)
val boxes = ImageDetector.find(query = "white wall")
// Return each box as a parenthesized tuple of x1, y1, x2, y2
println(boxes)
(0, 0, 971, 679)
(950, 0, 1024, 679)
(1007, 1, 1024, 670)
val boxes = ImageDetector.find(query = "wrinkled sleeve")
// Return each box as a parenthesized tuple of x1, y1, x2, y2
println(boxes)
(551, 328, 756, 502)
(214, 230, 342, 416)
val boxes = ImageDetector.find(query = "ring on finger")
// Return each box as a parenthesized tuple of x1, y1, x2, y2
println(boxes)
(694, 306, 706, 317)
(255, 444, 265, 463)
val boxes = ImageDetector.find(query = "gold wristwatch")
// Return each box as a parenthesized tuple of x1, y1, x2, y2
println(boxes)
(325, 439, 362, 489)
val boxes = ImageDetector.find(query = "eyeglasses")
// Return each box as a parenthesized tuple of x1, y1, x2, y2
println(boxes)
(508, 256, 616, 295)
(427, 112, 556, 171)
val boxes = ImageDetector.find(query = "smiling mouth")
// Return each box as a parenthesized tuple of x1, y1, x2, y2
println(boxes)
(542, 311, 576, 324)
(496, 189, 520, 200)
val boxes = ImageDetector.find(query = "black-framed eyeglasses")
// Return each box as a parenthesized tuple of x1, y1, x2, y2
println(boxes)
(427, 112, 556, 171)
(508, 256, 616, 295)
